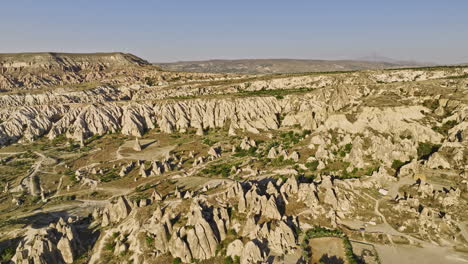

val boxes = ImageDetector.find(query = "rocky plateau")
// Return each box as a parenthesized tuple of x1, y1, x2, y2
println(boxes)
(0, 53, 467, 264)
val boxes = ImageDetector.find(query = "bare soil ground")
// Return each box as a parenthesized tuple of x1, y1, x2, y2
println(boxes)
(117, 139, 175, 160)
(309, 237, 348, 264)
(374, 244, 468, 264)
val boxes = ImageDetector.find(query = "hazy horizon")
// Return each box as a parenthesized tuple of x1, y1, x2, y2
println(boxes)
(1, 1, 467, 64)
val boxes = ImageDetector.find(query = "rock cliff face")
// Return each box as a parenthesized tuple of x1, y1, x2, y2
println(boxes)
(81, 166, 467, 263)
(0, 52, 149, 72)
(12, 218, 83, 264)
(0, 52, 153, 90)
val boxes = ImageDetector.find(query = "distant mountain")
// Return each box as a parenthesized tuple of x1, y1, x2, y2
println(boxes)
(357, 55, 433, 67)
(155, 58, 421, 74)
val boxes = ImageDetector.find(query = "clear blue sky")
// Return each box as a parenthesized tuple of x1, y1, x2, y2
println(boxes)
(1, 0, 467, 64)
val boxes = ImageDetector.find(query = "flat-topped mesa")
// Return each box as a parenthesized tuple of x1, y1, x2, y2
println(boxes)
(0, 52, 149, 73)
(0, 52, 157, 91)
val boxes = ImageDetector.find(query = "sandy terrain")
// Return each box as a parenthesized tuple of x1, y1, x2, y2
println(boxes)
(374, 244, 468, 264)
(309, 237, 347, 264)
(117, 139, 175, 160)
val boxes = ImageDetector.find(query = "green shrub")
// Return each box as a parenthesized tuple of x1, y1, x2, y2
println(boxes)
(98, 169, 119, 182)
(338, 143, 353, 157)
(104, 241, 116, 251)
(224, 256, 234, 264)
(202, 138, 216, 146)
(417, 142, 441, 160)
(304, 226, 344, 239)
(56, 195, 76, 201)
(145, 235, 154, 246)
(237, 87, 314, 98)
(64, 169, 79, 184)
(423, 99, 439, 111)
(305, 160, 319, 171)
(363, 166, 379, 176)
(391, 159, 407, 171)
(135, 183, 152, 192)
(270, 156, 295, 167)
(223, 256, 240, 264)
(446, 73, 468, 79)
(0, 247, 14, 261)
(172, 257, 182, 264)
(280, 131, 302, 146)
(233, 146, 258, 157)
(344, 143, 353, 153)
(201, 162, 240, 177)
(343, 237, 358, 264)
(432, 120, 458, 136)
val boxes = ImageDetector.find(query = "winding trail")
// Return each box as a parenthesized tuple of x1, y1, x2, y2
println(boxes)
(362, 192, 427, 246)
(18, 151, 46, 194)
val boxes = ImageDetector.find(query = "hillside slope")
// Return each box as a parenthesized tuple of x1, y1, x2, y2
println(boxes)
(0, 52, 155, 91)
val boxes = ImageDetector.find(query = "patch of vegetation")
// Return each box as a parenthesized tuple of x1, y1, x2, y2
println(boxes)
(172, 257, 182, 264)
(417, 142, 441, 160)
(170, 133, 181, 139)
(304, 226, 344, 238)
(223, 256, 240, 264)
(0, 247, 14, 262)
(279, 131, 302, 147)
(445, 73, 468, 79)
(64, 169, 79, 184)
(305, 160, 319, 171)
(343, 236, 358, 264)
(237, 87, 314, 98)
(98, 169, 119, 182)
(202, 138, 217, 146)
(233, 146, 257, 157)
(345, 113, 358, 123)
(363, 166, 379, 176)
(201, 162, 241, 178)
(269, 156, 296, 167)
(54, 195, 76, 201)
(145, 235, 154, 247)
(432, 120, 458, 136)
(104, 241, 116, 251)
(300, 173, 317, 183)
(322, 161, 351, 176)
(338, 143, 353, 157)
(341, 167, 359, 179)
(422, 99, 439, 111)
(85, 133, 105, 145)
(135, 183, 155, 192)
(129, 192, 150, 202)
(391, 159, 409, 171)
